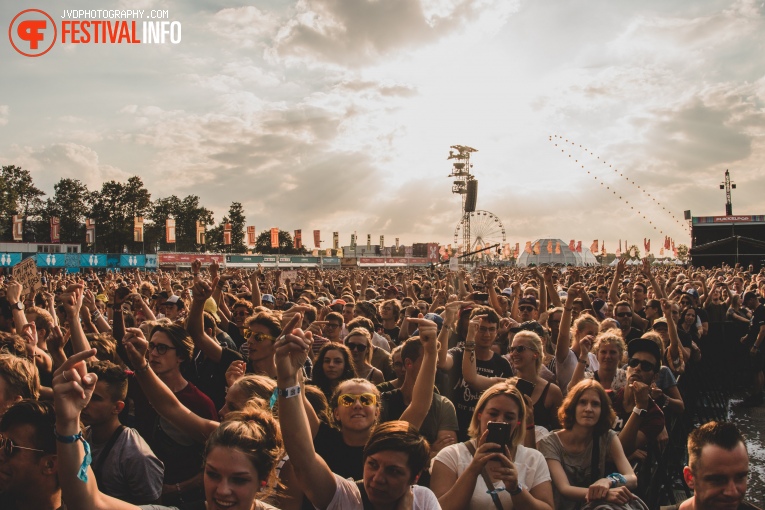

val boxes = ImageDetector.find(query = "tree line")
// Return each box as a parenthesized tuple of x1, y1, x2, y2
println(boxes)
(0, 164, 306, 254)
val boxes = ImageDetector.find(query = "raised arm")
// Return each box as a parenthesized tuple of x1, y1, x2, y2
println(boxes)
(556, 301, 574, 365)
(53, 349, 140, 510)
(62, 284, 93, 355)
(545, 267, 562, 307)
(641, 259, 665, 299)
(609, 258, 626, 305)
(399, 317, 438, 428)
(275, 314, 339, 509)
(186, 278, 224, 363)
(249, 268, 262, 308)
(461, 318, 503, 391)
(123, 327, 217, 440)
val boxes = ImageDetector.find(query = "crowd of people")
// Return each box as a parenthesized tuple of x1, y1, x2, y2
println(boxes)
(0, 258, 762, 510)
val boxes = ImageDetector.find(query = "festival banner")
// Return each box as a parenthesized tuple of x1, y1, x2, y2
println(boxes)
(380, 235, 385, 250)
(50, 217, 60, 243)
(270, 228, 279, 248)
(590, 240, 598, 253)
(134, 216, 144, 243)
(524, 241, 532, 254)
(351, 234, 357, 249)
(86, 219, 96, 244)
(12, 215, 23, 241)
(223, 223, 232, 246)
(196, 221, 206, 245)
(555, 241, 561, 254)
(246, 226, 256, 248)
(547, 240, 553, 254)
(533, 241, 540, 255)
(165, 218, 176, 244)
(294, 229, 302, 249)
(616, 240, 622, 258)
(313, 230, 320, 248)
(366, 234, 371, 251)
(514, 243, 520, 258)
(569, 239, 575, 251)
(601, 241, 606, 257)
(333, 232, 339, 250)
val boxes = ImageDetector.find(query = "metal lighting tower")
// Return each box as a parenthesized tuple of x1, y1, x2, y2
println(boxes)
(448, 145, 477, 262)
(719, 169, 736, 216)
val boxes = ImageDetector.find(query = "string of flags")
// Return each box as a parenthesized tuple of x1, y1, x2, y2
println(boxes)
(549, 134, 690, 237)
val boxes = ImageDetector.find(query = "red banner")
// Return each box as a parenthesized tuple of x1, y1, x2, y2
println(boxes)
(313, 230, 320, 248)
(223, 223, 231, 245)
(246, 226, 256, 247)
(576, 241, 582, 253)
(134, 216, 144, 243)
(590, 240, 598, 253)
(270, 228, 279, 248)
(50, 217, 60, 243)
(158, 253, 224, 265)
(294, 229, 302, 249)
(12, 215, 23, 241)
(166, 218, 175, 244)
(197, 221, 206, 245)
(86, 218, 96, 244)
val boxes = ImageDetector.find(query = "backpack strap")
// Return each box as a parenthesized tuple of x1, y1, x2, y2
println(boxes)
(91, 425, 126, 491)
(464, 441, 504, 510)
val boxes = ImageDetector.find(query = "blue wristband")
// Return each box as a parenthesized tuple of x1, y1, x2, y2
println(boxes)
(607, 472, 627, 488)
(55, 430, 92, 483)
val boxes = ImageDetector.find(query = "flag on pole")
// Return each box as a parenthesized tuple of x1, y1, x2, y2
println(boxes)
(660, 246, 664, 256)
(134, 216, 144, 243)
(246, 226, 256, 248)
(590, 240, 598, 253)
(86, 219, 96, 244)
(547, 240, 553, 254)
(524, 241, 532, 254)
(646, 239, 651, 253)
(665, 236, 671, 249)
(333, 232, 339, 250)
(165, 217, 175, 244)
(293, 229, 302, 249)
(569, 239, 575, 251)
(395, 237, 400, 249)
(533, 241, 540, 255)
(313, 230, 320, 248)
(576, 241, 582, 252)
(366, 234, 371, 251)
(270, 228, 279, 248)
(601, 241, 606, 257)
(616, 240, 621, 258)
(50, 217, 61, 243)
(12, 215, 23, 241)
(555, 241, 561, 254)
(196, 221, 206, 245)
(379, 235, 384, 250)
(514, 243, 520, 258)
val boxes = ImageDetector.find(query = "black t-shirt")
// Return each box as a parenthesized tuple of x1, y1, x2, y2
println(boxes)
(446, 346, 512, 441)
(746, 303, 765, 343)
(226, 322, 247, 348)
(314, 422, 364, 480)
(190, 347, 244, 410)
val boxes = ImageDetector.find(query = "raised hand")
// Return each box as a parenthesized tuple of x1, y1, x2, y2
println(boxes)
(225, 360, 247, 388)
(122, 327, 149, 368)
(274, 313, 311, 381)
(21, 323, 39, 358)
(53, 349, 99, 423)
(191, 279, 214, 303)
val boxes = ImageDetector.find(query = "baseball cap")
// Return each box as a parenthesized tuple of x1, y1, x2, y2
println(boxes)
(652, 317, 668, 328)
(423, 313, 444, 332)
(330, 299, 347, 307)
(204, 298, 221, 322)
(164, 295, 184, 308)
(509, 320, 547, 337)
(627, 338, 662, 367)
(519, 296, 538, 309)
(500, 288, 513, 297)
(262, 294, 275, 304)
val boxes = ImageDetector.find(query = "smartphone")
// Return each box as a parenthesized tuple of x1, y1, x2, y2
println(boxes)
(515, 378, 536, 397)
(485, 422, 510, 454)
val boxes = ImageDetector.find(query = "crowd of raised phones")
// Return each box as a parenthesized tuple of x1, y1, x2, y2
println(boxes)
(0, 259, 762, 510)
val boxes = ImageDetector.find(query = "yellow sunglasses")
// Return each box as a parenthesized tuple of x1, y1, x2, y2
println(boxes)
(337, 393, 378, 407)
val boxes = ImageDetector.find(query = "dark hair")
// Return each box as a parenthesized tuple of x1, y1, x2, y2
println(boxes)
(614, 300, 632, 312)
(400, 336, 423, 365)
(0, 332, 27, 358)
(381, 299, 401, 319)
(88, 360, 128, 401)
(86, 333, 119, 363)
(558, 380, 615, 435)
(149, 324, 194, 362)
(688, 421, 747, 473)
(245, 311, 282, 338)
(0, 400, 56, 454)
(468, 305, 500, 325)
(347, 316, 374, 335)
(232, 299, 254, 315)
(0, 354, 40, 401)
(633, 282, 647, 293)
(364, 421, 429, 482)
(325, 311, 344, 325)
(311, 343, 356, 398)
(303, 385, 331, 425)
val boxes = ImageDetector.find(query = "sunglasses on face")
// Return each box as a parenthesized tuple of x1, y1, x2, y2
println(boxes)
(0, 435, 45, 457)
(337, 393, 378, 407)
(346, 342, 367, 352)
(325, 323, 341, 329)
(148, 342, 177, 355)
(508, 345, 532, 354)
(234, 310, 250, 317)
(519, 306, 535, 313)
(249, 333, 274, 343)
(628, 357, 656, 372)
(616, 312, 632, 318)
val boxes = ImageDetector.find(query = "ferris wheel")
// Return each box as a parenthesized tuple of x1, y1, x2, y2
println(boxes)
(454, 210, 507, 258)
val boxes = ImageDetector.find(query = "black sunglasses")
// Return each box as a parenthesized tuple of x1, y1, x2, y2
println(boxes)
(508, 345, 531, 354)
(628, 357, 656, 372)
(519, 306, 535, 312)
(346, 342, 367, 352)
(148, 342, 177, 355)
(0, 435, 45, 457)
(616, 312, 632, 318)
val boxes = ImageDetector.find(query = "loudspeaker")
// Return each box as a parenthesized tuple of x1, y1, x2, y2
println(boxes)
(465, 180, 478, 213)
(684, 210, 691, 220)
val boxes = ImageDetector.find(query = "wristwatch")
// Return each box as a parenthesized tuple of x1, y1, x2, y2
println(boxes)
(632, 406, 647, 417)
(9, 301, 23, 311)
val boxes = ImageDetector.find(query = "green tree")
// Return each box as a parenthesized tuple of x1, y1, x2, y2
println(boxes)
(254, 229, 307, 254)
(145, 195, 214, 253)
(0, 165, 45, 241)
(89, 177, 151, 253)
(227, 202, 247, 253)
(677, 244, 689, 262)
(626, 244, 641, 259)
(46, 178, 91, 243)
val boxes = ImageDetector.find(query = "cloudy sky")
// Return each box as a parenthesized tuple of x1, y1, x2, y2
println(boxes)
(2, 0, 764, 252)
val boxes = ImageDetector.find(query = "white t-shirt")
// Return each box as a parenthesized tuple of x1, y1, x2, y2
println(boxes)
(555, 350, 599, 396)
(324, 473, 441, 509)
(431, 441, 551, 509)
